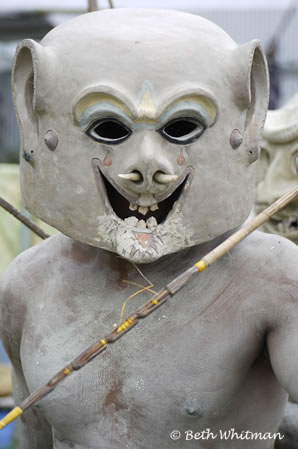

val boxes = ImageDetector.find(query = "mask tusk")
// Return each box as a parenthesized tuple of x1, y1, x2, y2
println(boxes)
(154, 173, 178, 184)
(118, 172, 142, 181)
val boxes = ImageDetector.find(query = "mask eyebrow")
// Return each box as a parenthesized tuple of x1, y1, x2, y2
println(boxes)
(159, 93, 218, 127)
(72, 88, 136, 126)
(78, 103, 134, 130)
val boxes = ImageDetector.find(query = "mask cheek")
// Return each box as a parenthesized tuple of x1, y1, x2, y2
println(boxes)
(177, 152, 185, 166)
(184, 157, 254, 243)
(103, 152, 112, 167)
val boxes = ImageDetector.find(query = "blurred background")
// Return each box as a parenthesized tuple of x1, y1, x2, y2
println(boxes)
(0, 1, 297, 448)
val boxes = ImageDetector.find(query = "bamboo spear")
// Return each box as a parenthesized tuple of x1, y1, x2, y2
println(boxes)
(0, 183, 297, 430)
(0, 196, 49, 240)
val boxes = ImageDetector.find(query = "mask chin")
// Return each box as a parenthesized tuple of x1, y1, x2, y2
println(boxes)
(114, 221, 167, 263)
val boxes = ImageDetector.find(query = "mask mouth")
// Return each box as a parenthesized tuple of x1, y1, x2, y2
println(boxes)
(92, 159, 191, 229)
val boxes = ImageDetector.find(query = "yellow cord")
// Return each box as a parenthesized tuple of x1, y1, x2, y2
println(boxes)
(122, 280, 157, 295)
(119, 281, 157, 321)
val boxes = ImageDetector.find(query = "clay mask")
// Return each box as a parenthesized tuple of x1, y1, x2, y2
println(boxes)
(12, 9, 269, 263)
(256, 94, 298, 243)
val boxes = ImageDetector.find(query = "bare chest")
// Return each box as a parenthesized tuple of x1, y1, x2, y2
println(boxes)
(19, 263, 272, 447)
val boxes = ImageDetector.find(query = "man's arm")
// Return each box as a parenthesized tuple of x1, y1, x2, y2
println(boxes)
(269, 316, 298, 449)
(266, 238, 298, 402)
(268, 316, 298, 403)
(10, 362, 53, 449)
(0, 258, 53, 449)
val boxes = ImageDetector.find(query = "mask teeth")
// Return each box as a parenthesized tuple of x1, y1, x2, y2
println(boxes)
(290, 216, 298, 230)
(129, 203, 159, 214)
(124, 217, 138, 227)
(282, 217, 294, 233)
(146, 216, 158, 229)
(277, 222, 284, 234)
(136, 219, 146, 229)
(138, 206, 149, 216)
(123, 216, 158, 230)
(276, 217, 298, 233)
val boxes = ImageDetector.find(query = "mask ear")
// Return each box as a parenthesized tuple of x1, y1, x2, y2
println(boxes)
(12, 39, 44, 156)
(232, 40, 269, 163)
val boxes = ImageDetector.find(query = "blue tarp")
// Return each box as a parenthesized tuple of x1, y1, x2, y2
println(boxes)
(0, 409, 15, 449)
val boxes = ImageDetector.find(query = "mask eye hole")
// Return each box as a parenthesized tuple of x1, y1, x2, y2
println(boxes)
(86, 118, 132, 144)
(165, 120, 197, 138)
(158, 117, 206, 144)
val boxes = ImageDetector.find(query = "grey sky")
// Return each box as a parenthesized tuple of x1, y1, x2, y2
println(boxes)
(0, 0, 294, 11)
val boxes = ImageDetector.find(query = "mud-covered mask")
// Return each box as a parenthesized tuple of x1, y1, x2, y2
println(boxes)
(256, 94, 298, 243)
(13, 9, 269, 263)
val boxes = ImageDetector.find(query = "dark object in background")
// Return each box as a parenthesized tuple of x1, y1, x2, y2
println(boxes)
(0, 12, 54, 163)
(267, 39, 281, 110)
(266, 0, 298, 110)
(0, 409, 16, 449)
(0, 12, 53, 42)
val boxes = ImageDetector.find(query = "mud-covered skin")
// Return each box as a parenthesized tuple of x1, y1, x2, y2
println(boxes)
(1, 231, 297, 449)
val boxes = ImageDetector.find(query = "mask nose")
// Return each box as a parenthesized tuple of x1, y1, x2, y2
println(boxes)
(118, 133, 177, 193)
(118, 170, 178, 185)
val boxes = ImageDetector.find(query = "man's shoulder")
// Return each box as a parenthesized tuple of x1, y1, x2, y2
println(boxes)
(237, 230, 297, 268)
(1, 231, 68, 280)
(236, 231, 297, 305)
(0, 233, 104, 314)
(218, 230, 297, 298)
(0, 233, 69, 321)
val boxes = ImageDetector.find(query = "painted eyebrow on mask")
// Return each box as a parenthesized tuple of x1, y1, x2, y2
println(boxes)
(78, 103, 134, 130)
(159, 94, 218, 128)
(72, 87, 218, 131)
(73, 87, 163, 128)
(72, 89, 136, 129)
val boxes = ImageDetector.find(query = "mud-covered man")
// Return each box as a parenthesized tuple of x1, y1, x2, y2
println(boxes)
(0, 9, 297, 449)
